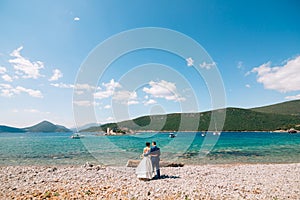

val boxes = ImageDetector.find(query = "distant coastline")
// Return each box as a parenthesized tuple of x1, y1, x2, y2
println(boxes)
(80, 100, 300, 133)
(0, 121, 71, 133)
(1, 100, 300, 134)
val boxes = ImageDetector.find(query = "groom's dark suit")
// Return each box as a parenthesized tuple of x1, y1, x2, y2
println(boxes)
(145, 145, 161, 179)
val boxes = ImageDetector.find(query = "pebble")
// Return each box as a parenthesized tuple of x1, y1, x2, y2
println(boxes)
(0, 163, 299, 199)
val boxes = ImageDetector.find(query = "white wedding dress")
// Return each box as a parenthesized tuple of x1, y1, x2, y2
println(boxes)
(136, 149, 154, 179)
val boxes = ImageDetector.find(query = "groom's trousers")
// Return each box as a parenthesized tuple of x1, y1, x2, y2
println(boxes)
(151, 156, 160, 178)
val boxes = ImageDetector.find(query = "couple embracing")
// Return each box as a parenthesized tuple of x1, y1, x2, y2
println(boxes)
(136, 141, 161, 180)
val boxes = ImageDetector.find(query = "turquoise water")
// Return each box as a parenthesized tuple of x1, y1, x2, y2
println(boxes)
(0, 132, 300, 166)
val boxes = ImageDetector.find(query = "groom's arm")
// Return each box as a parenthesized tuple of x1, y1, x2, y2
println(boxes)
(144, 147, 154, 156)
(144, 149, 160, 157)
(143, 150, 151, 156)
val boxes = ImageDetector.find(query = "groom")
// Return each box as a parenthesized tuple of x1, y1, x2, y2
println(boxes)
(144, 141, 161, 179)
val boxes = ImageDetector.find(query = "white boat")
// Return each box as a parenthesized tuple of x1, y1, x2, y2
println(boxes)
(288, 128, 297, 133)
(71, 133, 83, 139)
(213, 131, 221, 136)
(169, 133, 176, 138)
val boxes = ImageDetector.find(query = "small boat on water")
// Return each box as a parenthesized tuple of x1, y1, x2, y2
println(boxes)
(288, 128, 297, 133)
(169, 133, 176, 138)
(201, 132, 206, 137)
(213, 131, 221, 136)
(70, 133, 83, 139)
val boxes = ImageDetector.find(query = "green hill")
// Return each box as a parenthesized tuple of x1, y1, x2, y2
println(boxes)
(81, 100, 300, 132)
(222, 108, 299, 131)
(251, 100, 300, 115)
(0, 125, 25, 133)
(23, 121, 71, 133)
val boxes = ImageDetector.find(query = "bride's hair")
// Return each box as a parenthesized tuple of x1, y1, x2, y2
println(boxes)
(146, 142, 150, 147)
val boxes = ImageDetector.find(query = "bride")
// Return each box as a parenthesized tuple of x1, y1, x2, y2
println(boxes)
(136, 142, 154, 180)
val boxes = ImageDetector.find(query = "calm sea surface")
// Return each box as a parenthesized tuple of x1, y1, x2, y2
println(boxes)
(0, 132, 300, 166)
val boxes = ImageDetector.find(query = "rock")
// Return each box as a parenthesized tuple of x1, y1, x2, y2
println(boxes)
(95, 166, 102, 171)
(126, 160, 184, 167)
(82, 162, 95, 169)
(47, 167, 57, 172)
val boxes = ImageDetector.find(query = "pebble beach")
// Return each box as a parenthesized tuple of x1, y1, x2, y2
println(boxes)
(0, 163, 299, 200)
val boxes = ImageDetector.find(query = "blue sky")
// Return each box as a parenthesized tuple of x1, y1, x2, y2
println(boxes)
(0, 0, 299, 128)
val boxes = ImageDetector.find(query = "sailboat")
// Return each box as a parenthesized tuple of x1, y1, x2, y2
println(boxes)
(70, 133, 83, 139)
(169, 133, 176, 138)
(205, 122, 221, 136)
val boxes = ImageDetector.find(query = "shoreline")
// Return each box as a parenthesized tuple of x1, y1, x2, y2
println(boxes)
(1, 161, 300, 167)
(89, 130, 299, 137)
(1, 163, 299, 199)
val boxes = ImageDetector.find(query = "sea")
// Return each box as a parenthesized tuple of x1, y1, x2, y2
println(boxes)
(0, 132, 300, 166)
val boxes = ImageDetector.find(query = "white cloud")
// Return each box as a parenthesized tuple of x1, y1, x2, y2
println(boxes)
(285, 94, 300, 100)
(143, 80, 185, 102)
(74, 17, 80, 21)
(51, 82, 107, 98)
(11, 108, 49, 114)
(0, 66, 7, 74)
(73, 100, 99, 107)
(237, 61, 243, 69)
(105, 117, 114, 122)
(0, 83, 12, 89)
(0, 89, 14, 97)
(0, 84, 43, 98)
(104, 105, 111, 109)
(128, 100, 139, 105)
(24, 109, 40, 113)
(144, 99, 157, 105)
(0, 66, 14, 82)
(244, 71, 251, 76)
(50, 83, 98, 91)
(251, 56, 300, 92)
(112, 90, 139, 105)
(76, 83, 99, 90)
(14, 86, 43, 98)
(113, 90, 137, 101)
(2, 74, 13, 82)
(94, 90, 114, 99)
(0, 84, 13, 97)
(103, 79, 121, 91)
(9, 46, 44, 79)
(245, 84, 251, 88)
(24, 109, 50, 114)
(49, 69, 63, 81)
(74, 90, 84, 95)
(73, 100, 92, 107)
(52, 80, 119, 99)
(50, 83, 74, 89)
(199, 61, 216, 70)
(186, 57, 194, 67)
(94, 79, 121, 99)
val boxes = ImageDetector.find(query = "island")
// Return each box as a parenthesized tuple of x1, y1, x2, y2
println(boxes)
(0, 121, 71, 133)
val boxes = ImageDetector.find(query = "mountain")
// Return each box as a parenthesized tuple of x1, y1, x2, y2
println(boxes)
(222, 108, 299, 131)
(23, 121, 71, 132)
(0, 125, 25, 133)
(0, 121, 71, 133)
(251, 100, 300, 115)
(81, 100, 300, 132)
(71, 122, 102, 132)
